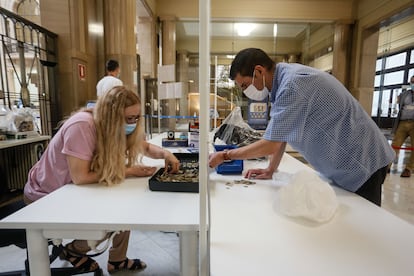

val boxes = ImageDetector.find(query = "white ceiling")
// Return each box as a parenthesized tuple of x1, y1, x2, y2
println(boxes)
(176, 21, 310, 40)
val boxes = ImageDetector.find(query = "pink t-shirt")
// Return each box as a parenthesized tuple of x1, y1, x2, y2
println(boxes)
(24, 112, 96, 202)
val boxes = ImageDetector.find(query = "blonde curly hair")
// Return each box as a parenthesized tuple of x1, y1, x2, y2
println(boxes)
(91, 86, 144, 185)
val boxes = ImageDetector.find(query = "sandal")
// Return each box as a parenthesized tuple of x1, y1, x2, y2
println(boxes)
(107, 258, 147, 274)
(58, 245, 101, 273)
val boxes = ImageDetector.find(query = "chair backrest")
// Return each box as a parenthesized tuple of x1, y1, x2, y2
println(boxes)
(0, 199, 100, 275)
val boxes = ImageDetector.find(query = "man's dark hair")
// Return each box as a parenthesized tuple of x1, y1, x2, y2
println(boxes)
(229, 48, 274, 80)
(106, 59, 119, 72)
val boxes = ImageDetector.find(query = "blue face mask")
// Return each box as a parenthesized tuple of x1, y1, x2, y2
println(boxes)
(410, 84, 414, 91)
(125, 123, 136, 135)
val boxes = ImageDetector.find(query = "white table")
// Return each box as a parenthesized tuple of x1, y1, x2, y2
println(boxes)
(3, 131, 414, 276)
(209, 153, 414, 276)
(0, 140, 199, 276)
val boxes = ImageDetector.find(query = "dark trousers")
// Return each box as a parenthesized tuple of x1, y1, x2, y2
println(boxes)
(355, 166, 388, 206)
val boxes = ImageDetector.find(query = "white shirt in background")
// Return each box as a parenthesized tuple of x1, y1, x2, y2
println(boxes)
(96, 76, 123, 97)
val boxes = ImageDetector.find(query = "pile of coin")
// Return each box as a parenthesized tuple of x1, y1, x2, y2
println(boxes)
(156, 161, 199, 183)
(225, 179, 256, 187)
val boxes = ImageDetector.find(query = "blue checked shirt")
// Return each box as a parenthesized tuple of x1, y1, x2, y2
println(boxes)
(264, 63, 395, 192)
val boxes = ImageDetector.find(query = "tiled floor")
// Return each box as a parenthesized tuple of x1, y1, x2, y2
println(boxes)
(382, 149, 414, 225)
(0, 230, 181, 275)
(0, 139, 413, 275)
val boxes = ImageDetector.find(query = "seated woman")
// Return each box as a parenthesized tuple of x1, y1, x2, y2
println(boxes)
(23, 86, 180, 274)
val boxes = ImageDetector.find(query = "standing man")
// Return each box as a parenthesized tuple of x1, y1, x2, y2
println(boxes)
(391, 75, 414, 177)
(96, 59, 123, 97)
(209, 48, 395, 206)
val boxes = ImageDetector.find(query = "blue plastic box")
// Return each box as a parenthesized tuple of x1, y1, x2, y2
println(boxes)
(214, 145, 244, 175)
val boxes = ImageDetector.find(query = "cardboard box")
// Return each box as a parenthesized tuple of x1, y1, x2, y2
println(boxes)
(162, 138, 188, 147)
(188, 132, 199, 148)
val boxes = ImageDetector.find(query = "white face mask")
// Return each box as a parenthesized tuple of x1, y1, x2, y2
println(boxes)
(243, 71, 269, 101)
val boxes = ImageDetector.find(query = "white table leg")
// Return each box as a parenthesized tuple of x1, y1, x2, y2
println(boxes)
(26, 229, 51, 276)
(179, 230, 198, 276)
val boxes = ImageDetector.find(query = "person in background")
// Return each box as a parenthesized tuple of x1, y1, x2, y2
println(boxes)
(209, 48, 395, 206)
(391, 75, 414, 177)
(96, 59, 123, 97)
(24, 86, 180, 274)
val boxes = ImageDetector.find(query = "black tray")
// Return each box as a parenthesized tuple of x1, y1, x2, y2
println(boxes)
(148, 153, 199, 193)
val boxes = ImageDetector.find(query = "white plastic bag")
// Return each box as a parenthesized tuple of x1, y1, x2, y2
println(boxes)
(213, 106, 262, 147)
(276, 170, 338, 223)
(7, 107, 38, 133)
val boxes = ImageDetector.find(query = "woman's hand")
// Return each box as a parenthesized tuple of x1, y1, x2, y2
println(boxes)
(244, 168, 274, 180)
(142, 142, 180, 173)
(127, 164, 157, 177)
(164, 151, 180, 173)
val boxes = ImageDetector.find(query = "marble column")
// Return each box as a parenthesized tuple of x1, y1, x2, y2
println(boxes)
(352, 27, 379, 113)
(39, 0, 93, 117)
(160, 15, 177, 130)
(332, 22, 352, 87)
(177, 50, 189, 122)
(102, 0, 136, 91)
(137, 16, 157, 130)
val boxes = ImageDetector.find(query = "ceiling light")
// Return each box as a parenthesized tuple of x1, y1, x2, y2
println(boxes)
(234, 23, 255, 37)
(273, 23, 278, 37)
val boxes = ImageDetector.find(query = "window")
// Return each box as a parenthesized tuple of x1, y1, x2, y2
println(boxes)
(411, 49, 414, 64)
(374, 75, 381, 87)
(408, 68, 414, 81)
(372, 91, 379, 117)
(376, 59, 383, 71)
(372, 46, 414, 124)
(383, 71, 404, 86)
(385, 52, 406, 69)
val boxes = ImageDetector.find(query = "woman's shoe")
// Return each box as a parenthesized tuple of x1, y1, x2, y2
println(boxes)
(108, 258, 147, 274)
(400, 168, 411, 177)
(58, 245, 101, 273)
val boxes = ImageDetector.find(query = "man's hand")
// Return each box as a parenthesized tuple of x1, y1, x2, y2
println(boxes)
(244, 168, 274, 179)
(208, 152, 225, 168)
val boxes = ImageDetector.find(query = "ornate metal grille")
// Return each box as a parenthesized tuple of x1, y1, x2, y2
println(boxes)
(0, 7, 58, 135)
